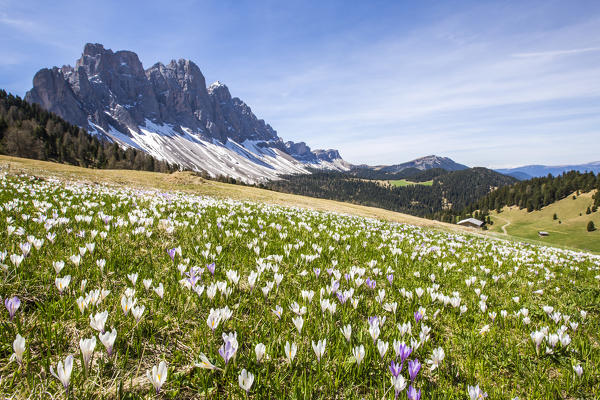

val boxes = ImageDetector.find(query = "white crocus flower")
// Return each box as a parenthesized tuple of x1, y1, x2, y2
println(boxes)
(238, 369, 254, 393)
(90, 310, 108, 333)
(284, 341, 297, 364)
(341, 324, 352, 342)
(255, 343, 266, 363)
(312, 339, 327, 362)
(55, 275, 71, 294)
(292, 316, 304, 334)
(79, 337, 96, 370)
(352, 344, 365, 365)
(147, 361, 167, 394)
(99, 327, 117, 356)
(11, 334, 26, 365)
(50, 355, 74, 392)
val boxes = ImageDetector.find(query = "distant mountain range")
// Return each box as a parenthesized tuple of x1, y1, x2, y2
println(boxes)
(25, 43, 350, 183)
(496, 162, 600, 180)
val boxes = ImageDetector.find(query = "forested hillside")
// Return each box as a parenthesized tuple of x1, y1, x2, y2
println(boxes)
(462, 170, 600, 215)
(265, 168, 516, 218)
(0, 90, 177, 172)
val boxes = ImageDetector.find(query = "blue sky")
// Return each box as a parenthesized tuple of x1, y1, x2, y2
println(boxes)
(1, 0, 599, 167)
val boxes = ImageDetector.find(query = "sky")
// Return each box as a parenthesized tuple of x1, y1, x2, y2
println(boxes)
(1, 0, 599, 168)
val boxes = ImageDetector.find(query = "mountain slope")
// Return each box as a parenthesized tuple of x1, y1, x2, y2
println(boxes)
(25, 43, 349, 182)
(497, 161, 600, 178)
(355, 155, 469, 174)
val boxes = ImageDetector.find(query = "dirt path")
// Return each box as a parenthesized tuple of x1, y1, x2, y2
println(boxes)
(495, 215, 511, 234)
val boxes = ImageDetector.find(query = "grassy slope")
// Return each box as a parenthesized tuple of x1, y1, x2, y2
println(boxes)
(0, 155, 450, 230)
(488, 190, 600, 252)
(2, 155, 597, 254)
(389, 179, 433, 187)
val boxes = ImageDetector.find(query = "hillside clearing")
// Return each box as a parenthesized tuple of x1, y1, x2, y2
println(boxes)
(489, 190, 600, 253)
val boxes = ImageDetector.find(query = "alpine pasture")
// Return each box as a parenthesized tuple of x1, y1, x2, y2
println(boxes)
(0, 170, 598, 399)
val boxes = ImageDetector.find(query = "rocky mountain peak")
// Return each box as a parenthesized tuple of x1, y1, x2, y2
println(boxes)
(24, 43, 349, 181)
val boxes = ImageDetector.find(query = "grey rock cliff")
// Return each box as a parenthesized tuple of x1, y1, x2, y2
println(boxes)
(25, 43, 345, 169)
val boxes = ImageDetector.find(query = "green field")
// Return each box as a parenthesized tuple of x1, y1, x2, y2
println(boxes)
(0, 167, 598, 399)
(389, 179, 433, 187)
(489, 190, 600, 253)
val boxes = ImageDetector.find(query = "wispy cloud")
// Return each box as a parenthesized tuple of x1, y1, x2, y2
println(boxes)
(512, 46, 600, 58)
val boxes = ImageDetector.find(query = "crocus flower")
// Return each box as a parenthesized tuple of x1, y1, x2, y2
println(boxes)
(353, 345, 365, 365)
(284, 341, 297, 364)
(292, 316, 304, 334)
(5, 296, 20, 321)
(426, 347, 445, 371)
(468, 384, 488, 399)
(414, 311, 423, 323)
(50, 355, 73, 393)
(408, 359, 421, 381)
(238, 369, 254, 394)
(167, 248, 176, 261)
(55, 275, 71, 294)
(79, 337, 96, 370)
(377, 339, 389, 359)
(99, 328, 117, 356)
(195, 353, 222, 371)
(573, 364, 583, 377)
(407, 385, 421, 400)
(154, 283, 164, 298)
(391, 375, 407, 399)
(207, 308, 221, 332)
(389, 360, 402, 377)
(90, 310, 108, 333)
(147, 361, 167, 394)
(131, 305, 145, 322)
(186, 268, 199, 288)
(341, 324, 352, 342)
(11, 333, 25, 365)
(387, 274, 394, 284)
(255, 343, 266, 363)
(312, 339, 326, 362)
(206, 262, 216, 276)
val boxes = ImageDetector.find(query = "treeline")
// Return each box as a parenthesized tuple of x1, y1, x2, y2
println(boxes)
(0, 90, 177, 172)
(460, 170, 600, 216)
(264, 167, 515, 218)
(265, 171, 440, 216)
(347, 167, 449, 181)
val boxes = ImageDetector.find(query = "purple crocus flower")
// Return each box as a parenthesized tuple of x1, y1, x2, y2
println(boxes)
(366, 278, 377, 289)
(186, 268, 199, 288)
(389, 360, 403, 377)
(387, 274, 394, 285)
(368, 316, 379, 327)
(414, 311, 423, 323)
(407, 385, 421, 400)
(408, 359, 421, 381)
(167, 248, 176, 261)
(399, 343, 412, 363)
(331, 280, 339, 294)
(5, 296, 20, 321)
(314, 268, 320, 277)
(218, 341, 235, 365)
(344, 273, 350, 282)
(207, 262, 216, 276)
(217, 222, 222, 229)
(326, 268, 333, 276)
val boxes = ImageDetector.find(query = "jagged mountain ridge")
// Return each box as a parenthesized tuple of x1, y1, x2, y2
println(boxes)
(25, 43, 349, 182)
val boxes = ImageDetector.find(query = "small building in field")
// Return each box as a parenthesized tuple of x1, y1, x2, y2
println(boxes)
(457, 218, 484, 229)
(538, 231, 549, 237)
